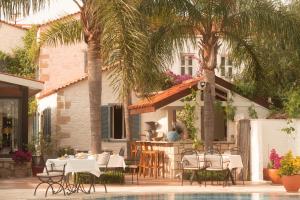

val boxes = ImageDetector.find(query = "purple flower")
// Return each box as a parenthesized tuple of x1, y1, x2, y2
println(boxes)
(165, 70, 193, 86)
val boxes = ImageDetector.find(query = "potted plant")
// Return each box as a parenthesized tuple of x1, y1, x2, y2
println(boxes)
(12, 150, 32, 178)
(278, 151, 300, 192)
(267, 149, 283, 184)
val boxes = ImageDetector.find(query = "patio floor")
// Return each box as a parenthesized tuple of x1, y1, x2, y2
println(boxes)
(0, 175, 297, 200)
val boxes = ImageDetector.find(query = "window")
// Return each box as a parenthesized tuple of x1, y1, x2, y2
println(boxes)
(101, 105, 140, 140)
(220, 66, 225, 76)
(188, 67, 193, 76)
(228, 67, 233, 78)
(181, 67, 185, 75)
(221, 56, 225, 66)
(181, 56, 185, 66)
(188, 56, 193, 66)
(227, 57, 233, 66)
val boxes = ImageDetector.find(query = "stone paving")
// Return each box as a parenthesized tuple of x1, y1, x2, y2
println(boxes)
(0, 176, 298, 200)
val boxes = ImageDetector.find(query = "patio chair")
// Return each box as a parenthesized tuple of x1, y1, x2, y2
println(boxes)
(180, 149, 205, 185)
(34, 162, 66, 197)
(97, 152, 111, 193)
(230, 147, 245, 185)
(204, 148, 230, 187)
(126, 147, 141, 184)
(119, 146, 125, 157)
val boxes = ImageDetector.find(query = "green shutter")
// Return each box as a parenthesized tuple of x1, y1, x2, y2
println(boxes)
(43, 108, 51, 141)
(101, 106, 111, 139)
(130, 114, 140, 140)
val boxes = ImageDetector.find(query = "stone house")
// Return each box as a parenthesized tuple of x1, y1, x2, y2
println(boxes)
(35, 14, 270, 156)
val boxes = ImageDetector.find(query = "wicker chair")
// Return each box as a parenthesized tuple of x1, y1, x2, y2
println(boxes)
(34, 162, 66, 197)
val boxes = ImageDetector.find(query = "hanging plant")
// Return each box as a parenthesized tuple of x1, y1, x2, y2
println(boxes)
(225, 99, 236, 121)
(248, 104, 258, 119)
(281, 119, 296, 138)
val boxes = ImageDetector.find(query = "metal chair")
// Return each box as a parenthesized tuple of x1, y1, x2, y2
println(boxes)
(97, 152, 111, 193)
(180, 149, 205, 185)
(34, 162, 66, 197)
(204, 148, 230, 187)
(230, 147, 245, 185)
(119, 146, 125, 156)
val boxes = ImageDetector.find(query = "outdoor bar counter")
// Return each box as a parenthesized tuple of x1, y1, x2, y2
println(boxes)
(135, 140, 235, 178)
(136, 140, 193, 178)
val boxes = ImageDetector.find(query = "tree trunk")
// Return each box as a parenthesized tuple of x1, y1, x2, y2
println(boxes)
(124, 90, 131, 141)
(87, 39, 102, 154)
(200, 35, 218, 150)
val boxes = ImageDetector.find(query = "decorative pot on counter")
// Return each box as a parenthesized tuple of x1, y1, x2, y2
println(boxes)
(281, 175, 300, 192)
(268, 169, 282, 184)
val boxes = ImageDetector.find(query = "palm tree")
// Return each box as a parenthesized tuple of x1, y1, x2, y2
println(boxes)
(141, 0, 300, 149)
(0, 0, 46, 20)
(40, 0, 152, 153)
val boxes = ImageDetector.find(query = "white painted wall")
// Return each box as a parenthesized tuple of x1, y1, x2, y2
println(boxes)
(250, 119, 300, 182)
(0, 23, 25, 54)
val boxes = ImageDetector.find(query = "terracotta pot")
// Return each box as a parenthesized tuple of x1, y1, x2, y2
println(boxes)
(282, 175, 300, 193)
(268, 169, 282, 184)
(263, 168, 270, 181)
(32, 165, 44, 176)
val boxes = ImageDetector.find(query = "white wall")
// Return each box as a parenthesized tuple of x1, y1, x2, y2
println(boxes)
(250, 119, 300, 182)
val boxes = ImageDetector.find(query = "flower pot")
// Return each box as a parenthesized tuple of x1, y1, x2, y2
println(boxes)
(32, 165, 44, 176)
(263, 168, 270, 181)
(268, 169, 282, 184)
(282, 175, 300, 192)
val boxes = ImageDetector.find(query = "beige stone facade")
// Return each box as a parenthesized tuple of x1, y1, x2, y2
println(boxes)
(0, 22, 26, 54)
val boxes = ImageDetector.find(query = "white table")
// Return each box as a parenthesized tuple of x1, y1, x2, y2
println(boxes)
(107, 154, 126, 169)
(46, 158, 102, 177)
(182, 154, 243, 170)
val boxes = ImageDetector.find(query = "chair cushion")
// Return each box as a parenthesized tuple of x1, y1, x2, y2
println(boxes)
(37, 171, 64, 177)
(206, 167, 225, 171)
(97, 152, 110, 165)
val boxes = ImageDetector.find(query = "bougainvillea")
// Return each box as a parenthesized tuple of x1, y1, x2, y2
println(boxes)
(165, 70, 192, 85)
(268, 149, 283, 169)
(12, 150, 32, 164)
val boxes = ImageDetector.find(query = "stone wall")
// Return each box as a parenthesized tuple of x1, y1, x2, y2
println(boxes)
(0, 158, 31, 178)
(0, 23, 25, 54)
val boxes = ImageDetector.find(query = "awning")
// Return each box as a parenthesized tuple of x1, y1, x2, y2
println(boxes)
(0, 72, 43, 97)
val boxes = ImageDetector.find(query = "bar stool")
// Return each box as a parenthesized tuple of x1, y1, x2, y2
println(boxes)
(139, 150, 155, 177)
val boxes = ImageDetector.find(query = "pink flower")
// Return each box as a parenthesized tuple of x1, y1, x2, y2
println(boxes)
(268, 149, 283, 169)
(12, 150, 32, 164)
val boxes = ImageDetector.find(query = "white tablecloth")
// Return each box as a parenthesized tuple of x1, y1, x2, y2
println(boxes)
(107, 154, 126, 169)
(182, 154, 243, 170)
(46, 158, 102, 177)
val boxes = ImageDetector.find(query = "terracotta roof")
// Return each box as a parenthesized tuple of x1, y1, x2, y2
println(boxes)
(0, 20, 29, 30)
(38, 12, 80, 28)
(37, 74, 87, 99)
(128, 77, 204, 114)
(129, 76, 270, 114)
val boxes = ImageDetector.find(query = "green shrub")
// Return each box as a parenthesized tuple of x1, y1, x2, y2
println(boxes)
(76, 171, 125, 184)
(183, 170, 227, 183)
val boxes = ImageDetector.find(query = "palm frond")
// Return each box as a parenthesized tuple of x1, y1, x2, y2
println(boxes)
(40, 17, 83, 47)
(0, 0, 48, 19)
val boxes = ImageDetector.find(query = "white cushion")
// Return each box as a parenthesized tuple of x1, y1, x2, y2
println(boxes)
(37, 172, 63, 177)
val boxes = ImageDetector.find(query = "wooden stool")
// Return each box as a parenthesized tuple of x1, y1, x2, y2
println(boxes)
(139, 150, 156, 177)
(130, 142, 138, 159)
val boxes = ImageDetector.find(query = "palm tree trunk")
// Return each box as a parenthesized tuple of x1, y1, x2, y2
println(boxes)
(200, 36, 218, 150)
(124, 90, 131, 141)
(87, 39, 102, 154)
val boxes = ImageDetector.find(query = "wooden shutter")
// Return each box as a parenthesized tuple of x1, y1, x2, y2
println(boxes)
(101, 106, 111, 139)
(130, 114, 140, 140)
(43, 108, 51, 141)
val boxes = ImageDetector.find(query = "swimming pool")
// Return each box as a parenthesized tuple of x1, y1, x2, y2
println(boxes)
(96, 193, 300, 200)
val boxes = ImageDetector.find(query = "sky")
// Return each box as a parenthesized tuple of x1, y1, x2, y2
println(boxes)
(17, 0, 292, 25)
(17, 0, 79, 24)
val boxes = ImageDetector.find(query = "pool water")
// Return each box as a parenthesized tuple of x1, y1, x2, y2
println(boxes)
(96, 193, 300, 200)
